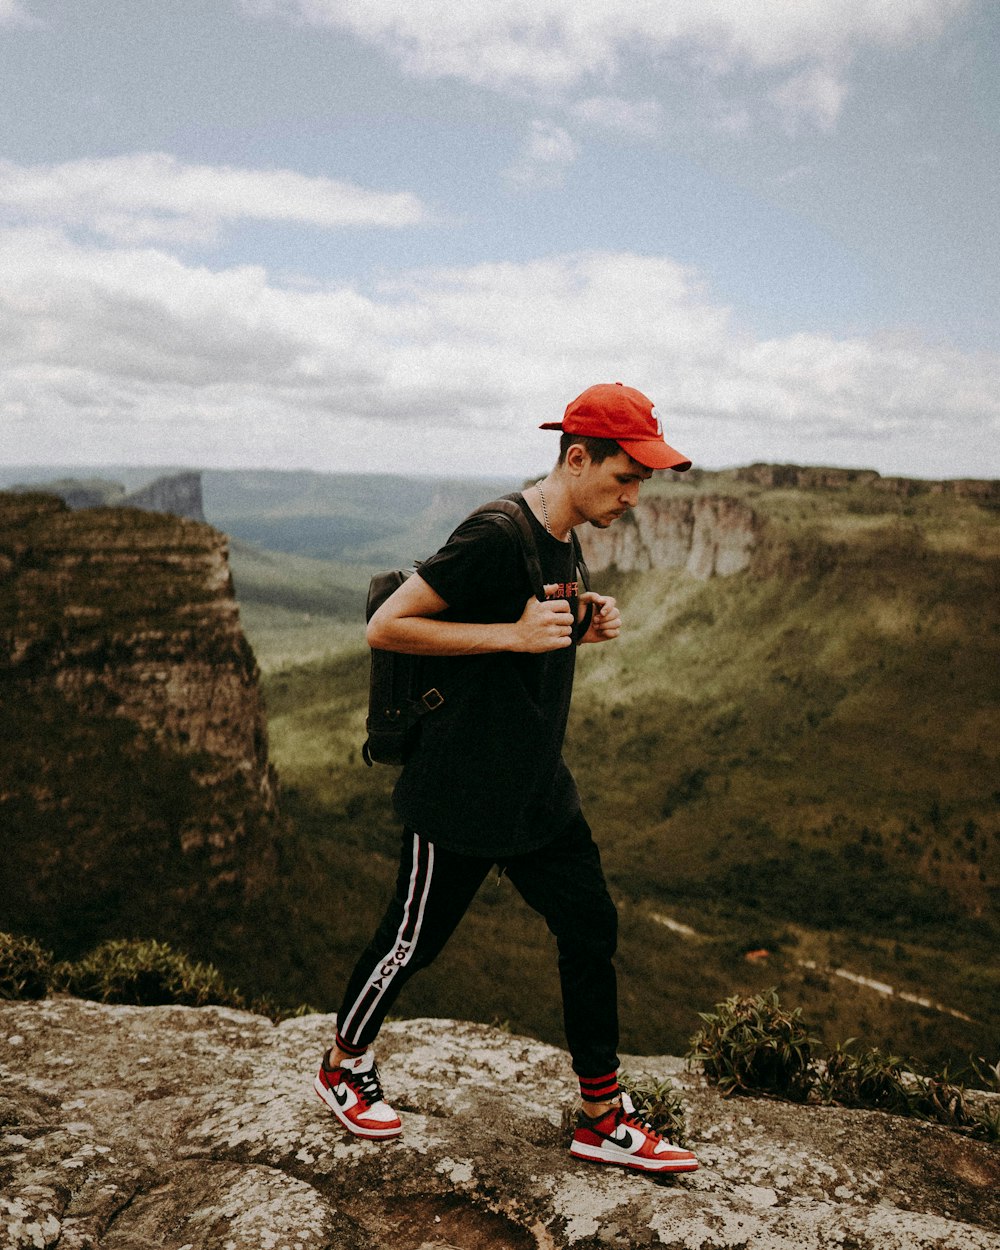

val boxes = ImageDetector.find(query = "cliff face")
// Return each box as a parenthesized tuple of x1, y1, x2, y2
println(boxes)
(579, 495, 759, 579)
(0, 493, 276, 952)
(577, 466, 998, 579)
(6, 471, 207, 522)
(735, 462, 1000, 501)
(2, 1000, 997, 1250)
(123, 470, 206, 522)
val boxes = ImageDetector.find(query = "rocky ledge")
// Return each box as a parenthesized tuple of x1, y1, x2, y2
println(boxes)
(0, 494, 277, 939)
(579, 496, 758, 580)
(2, 999, 998, 1250)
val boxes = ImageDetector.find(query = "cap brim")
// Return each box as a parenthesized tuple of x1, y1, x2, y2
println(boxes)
(618, 438, 692, 471)
(539, 421, 691, 471)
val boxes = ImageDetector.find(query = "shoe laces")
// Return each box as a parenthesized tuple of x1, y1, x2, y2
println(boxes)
(617, 1099, 661, 1140)
(347, 1062, 385, 1109)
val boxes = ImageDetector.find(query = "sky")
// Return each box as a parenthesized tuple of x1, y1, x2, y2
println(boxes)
(1, 0, 998, 480)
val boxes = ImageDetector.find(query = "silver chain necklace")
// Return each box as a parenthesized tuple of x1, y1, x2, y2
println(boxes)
(536, 483, 551, 534)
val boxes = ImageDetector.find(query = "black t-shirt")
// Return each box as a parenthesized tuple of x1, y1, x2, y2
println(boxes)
(391, 494, 583, 856)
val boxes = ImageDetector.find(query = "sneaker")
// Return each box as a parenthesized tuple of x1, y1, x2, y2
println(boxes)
(570, 1093, 698, 1174)
(313, 1048, 402, 1140)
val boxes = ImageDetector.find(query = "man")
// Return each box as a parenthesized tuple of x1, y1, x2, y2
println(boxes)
(314, 382, 699, 1175)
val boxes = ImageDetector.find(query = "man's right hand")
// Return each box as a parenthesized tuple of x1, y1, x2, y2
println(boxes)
(514, 586, 575, 652)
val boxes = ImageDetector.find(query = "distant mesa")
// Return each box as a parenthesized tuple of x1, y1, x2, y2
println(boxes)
(8, 470, 207, 523)
(582, 463, 999, 577)
(733, 463, 1000, 500)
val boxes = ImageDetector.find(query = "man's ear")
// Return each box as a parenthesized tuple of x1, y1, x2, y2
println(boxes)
(563, 442, 591, 475)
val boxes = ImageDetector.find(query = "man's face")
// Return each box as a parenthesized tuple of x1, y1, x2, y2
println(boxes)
(577, 449, 653, 529)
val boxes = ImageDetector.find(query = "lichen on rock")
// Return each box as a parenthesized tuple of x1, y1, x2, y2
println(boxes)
(1, 998, 997, 1249)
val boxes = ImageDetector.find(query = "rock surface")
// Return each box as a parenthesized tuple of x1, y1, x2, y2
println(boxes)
(579, 496, 758, 579)
(6, 474, 207, 524)
(2, 998, 998, 1250)
(0, 494, 277, 948)
(121, 473, 207, 525)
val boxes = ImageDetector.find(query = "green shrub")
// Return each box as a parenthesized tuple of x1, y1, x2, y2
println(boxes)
(692, 998, 1000, 1144)
(907, 1070, 1000, 1143)
(57, 939, 245, 1009)
(816, 1041, 912, 1114)
(970, 1055, 1000, 1092)
(0, 932, 54, 1000)
(969, 1105, 1000, 1144)
(909, 1070, 972, 1127)
(689, 988, 818, 1101)
(620, 1072, 689, 1146)
(817, 1044, 1000, 1141)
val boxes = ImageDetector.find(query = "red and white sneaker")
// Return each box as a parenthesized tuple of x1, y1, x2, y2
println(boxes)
(313, 1049, 402, 1140)
(570, 1093, 698, 1174)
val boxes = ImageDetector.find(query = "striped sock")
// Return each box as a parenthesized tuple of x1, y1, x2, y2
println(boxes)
(334, 1032, 367, 1060)
(579, 1071, 620, 1108)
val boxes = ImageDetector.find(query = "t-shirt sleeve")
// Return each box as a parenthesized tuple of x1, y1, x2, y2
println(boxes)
(417, 516, 527, 620)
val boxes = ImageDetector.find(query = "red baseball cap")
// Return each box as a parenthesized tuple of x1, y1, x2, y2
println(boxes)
(540, 382, 691, 471)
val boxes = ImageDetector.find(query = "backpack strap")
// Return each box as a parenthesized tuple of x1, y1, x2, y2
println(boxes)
(569, 529, 593, 641)
(465, 493, 593, 640)
(464, 495, 544, 598)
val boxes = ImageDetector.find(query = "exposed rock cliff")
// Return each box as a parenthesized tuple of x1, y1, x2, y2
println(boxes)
(579, 495, 759, 579)
(2, 999, 997, 1250)
(735, 463, 1000, 501)
(735, 464, 882, 491)
(122, 471, 206, 523)
(7, 472, 207, 523)
(577, 465, 997, 579)
(0, 493, 276, 953)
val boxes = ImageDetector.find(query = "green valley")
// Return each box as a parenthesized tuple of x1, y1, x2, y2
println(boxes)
(229, 469, 999, 1073)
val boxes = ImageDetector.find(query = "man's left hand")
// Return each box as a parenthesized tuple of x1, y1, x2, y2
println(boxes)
(578, 592, 621, 644)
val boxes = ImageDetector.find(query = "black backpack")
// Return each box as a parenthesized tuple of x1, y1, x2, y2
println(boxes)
(361, 495, 591, 767)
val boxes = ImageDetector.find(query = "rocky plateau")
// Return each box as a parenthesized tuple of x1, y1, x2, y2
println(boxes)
(2, 999, 998, 1250)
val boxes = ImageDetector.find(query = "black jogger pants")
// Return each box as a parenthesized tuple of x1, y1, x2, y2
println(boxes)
(334, 811, 620, 1080)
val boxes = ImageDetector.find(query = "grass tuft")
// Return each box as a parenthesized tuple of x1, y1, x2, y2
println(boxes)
(690, 989, 1000, 1142)
(688, 988, 819, 1101)
(55, 938, 246, 1009)
(0, 932, 54, 1000)
(620, 1072, 690, 1145)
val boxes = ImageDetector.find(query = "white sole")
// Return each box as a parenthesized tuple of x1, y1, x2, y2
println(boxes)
(313, 1076, 403, 1140)
(570, 1140, 698, 1173)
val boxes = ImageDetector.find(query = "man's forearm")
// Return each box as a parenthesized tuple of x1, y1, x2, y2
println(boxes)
(367, 615, 522, 657)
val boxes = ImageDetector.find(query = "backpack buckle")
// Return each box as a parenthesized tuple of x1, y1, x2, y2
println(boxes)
(421, 687, 444, 711)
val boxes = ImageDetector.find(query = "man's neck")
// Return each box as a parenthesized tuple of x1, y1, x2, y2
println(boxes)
(526, 478, 573, 542)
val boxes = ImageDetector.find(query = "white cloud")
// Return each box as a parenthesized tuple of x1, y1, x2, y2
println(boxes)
(505, 121, 580, 188)
(244, 0, 970, 130)
(0, 154, 429, 246)
(3, 231, 997, 477)
(570, 96, 663, 137)
(770, 67, 849, 134)
(0, 0, 37, 25)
